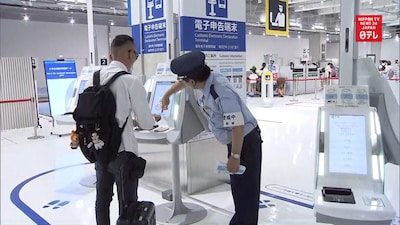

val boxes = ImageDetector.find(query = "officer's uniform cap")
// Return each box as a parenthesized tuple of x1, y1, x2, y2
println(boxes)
(170, 51, 205, 80)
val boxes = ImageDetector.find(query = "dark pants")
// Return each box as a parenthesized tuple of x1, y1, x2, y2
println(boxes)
(228, 126, 262, 225)
(95, 159, 138, 225)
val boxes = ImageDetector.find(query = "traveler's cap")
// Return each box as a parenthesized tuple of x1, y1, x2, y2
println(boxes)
(170, 51, 205, 80)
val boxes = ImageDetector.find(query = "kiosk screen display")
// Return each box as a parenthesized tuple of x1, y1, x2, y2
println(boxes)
(78, 80, 87, 94)
(150, 81, 175, 117)
(328, 114, 368, 175)
(44, 60, 77, 116)
(73, 80, 88, 107)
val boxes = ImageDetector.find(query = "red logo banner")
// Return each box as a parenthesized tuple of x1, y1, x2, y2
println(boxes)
(355, 15, 382, 42)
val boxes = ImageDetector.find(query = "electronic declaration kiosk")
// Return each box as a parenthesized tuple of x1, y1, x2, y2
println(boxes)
(314, 85, 395, 225)
(67, 66, 102, 113)
(134, 75, 177, 140)
(134, 75, 226, 224)
(47, 62, 89, 136)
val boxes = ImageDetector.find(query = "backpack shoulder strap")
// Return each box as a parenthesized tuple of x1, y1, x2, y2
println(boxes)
(93, 70, 101, 87)
(104, 71, 130, 87)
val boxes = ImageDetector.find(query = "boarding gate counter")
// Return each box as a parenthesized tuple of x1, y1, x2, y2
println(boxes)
(133, 75, 227, 224)
(314, 85, 396, 225)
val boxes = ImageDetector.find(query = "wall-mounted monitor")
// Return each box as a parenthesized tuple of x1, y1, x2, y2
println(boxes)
(44, 60, 77, 116)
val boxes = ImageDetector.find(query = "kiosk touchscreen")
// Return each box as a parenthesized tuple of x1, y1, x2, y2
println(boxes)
(327, 114, 368, 176)
(147, 75, 177, 130)
(67, 66, 102, 113)
(134, 75, 177, 139)
(135, 74, 210, 142)
(150, 80, 175, 118)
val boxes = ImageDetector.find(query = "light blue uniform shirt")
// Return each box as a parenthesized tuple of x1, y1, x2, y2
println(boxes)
(199, 72, 258, 144)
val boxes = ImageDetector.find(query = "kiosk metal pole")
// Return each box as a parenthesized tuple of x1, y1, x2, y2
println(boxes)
(156, 132, 207, 224)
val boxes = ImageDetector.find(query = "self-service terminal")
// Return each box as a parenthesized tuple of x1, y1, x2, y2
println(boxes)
(135, 75, 226, 224)
(314, 85, 395, 225)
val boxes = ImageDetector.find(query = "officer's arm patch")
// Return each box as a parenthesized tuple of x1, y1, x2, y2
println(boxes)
(223, 112, 244, 127)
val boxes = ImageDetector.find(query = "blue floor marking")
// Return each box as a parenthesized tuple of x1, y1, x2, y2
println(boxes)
(43, 200, 60, 208)
(52, 201, 70, 209)
(260, 190, 314, 209)
(11, 163, 313, 224)
(10, 162, 90, 225)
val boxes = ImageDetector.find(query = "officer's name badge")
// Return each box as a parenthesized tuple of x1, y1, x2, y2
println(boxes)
(223, 112, 244, 127)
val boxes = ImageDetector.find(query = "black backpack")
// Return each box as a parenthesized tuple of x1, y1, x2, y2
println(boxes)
(73, 70, 129, 164)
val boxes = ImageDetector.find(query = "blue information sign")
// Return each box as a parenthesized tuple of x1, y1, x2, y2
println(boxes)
(145, 0, 164, 20)
(206, 0, 228, 18)
(180, 16, 245, 52)
(44, 60, 77, 79)
(132, 24, 141, 54)
(142, 19, 167, 53)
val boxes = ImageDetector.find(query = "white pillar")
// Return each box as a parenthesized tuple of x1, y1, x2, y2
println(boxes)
(87, 0, 95, 66)
(310, 33, 327, 62)
(165, 0, 175, 61)
(339, 0, 360, 86)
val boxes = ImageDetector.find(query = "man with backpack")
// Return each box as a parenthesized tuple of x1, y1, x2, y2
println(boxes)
(80, 35, 159, 225)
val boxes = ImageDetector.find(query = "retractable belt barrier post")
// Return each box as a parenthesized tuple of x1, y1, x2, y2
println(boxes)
(28, 81, 44, 140)
(312, 77, 320, 100)
(290, 76, 298, 102)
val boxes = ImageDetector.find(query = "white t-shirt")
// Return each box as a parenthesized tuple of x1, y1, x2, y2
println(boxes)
(248, 74, 258, 84)
(85, 61, 155, 155)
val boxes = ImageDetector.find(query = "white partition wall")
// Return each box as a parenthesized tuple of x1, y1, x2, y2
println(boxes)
(0, 57, 36, 130)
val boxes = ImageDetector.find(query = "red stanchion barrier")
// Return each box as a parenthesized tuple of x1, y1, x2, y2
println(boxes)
(0, 97, 44, 140)
(0, 98, 32, 104)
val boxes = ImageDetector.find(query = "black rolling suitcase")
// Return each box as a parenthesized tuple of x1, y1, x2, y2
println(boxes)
(116, 162, 156, 225)
(116, 201, 156, 225)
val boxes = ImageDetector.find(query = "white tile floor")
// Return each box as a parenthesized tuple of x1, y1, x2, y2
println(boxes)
(1, 92, 398, 225)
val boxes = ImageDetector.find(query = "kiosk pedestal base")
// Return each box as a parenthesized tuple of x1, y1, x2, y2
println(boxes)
(156, 202, 207, 224)
(261, 83, 274, 107)
(79, 174, 96, 188)
(262, 99, 273, 107)
(155, 141, 207, 224)
(316, 213, 393, 225)
(51, 115, 75, 137)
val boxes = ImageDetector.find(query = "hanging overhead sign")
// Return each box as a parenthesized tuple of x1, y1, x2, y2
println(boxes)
(179, 0, 245, 52)
(355, 15, 382, 42)
(128, 0, 167, 54)
(266, 0, 288, 36)
(179, 0, 247, 99)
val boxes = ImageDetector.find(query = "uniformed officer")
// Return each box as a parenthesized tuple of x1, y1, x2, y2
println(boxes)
(161, 51, 263, 225)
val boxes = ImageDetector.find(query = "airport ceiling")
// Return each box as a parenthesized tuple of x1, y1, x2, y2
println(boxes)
(0, 0, 399, 41)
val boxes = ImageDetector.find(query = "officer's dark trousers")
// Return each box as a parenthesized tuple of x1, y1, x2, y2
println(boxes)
(228, 126, 262, 225)
(94, 161, 138, 225)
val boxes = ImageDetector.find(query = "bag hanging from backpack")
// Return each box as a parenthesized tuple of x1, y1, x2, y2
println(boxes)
(72, 70, 129, 164)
